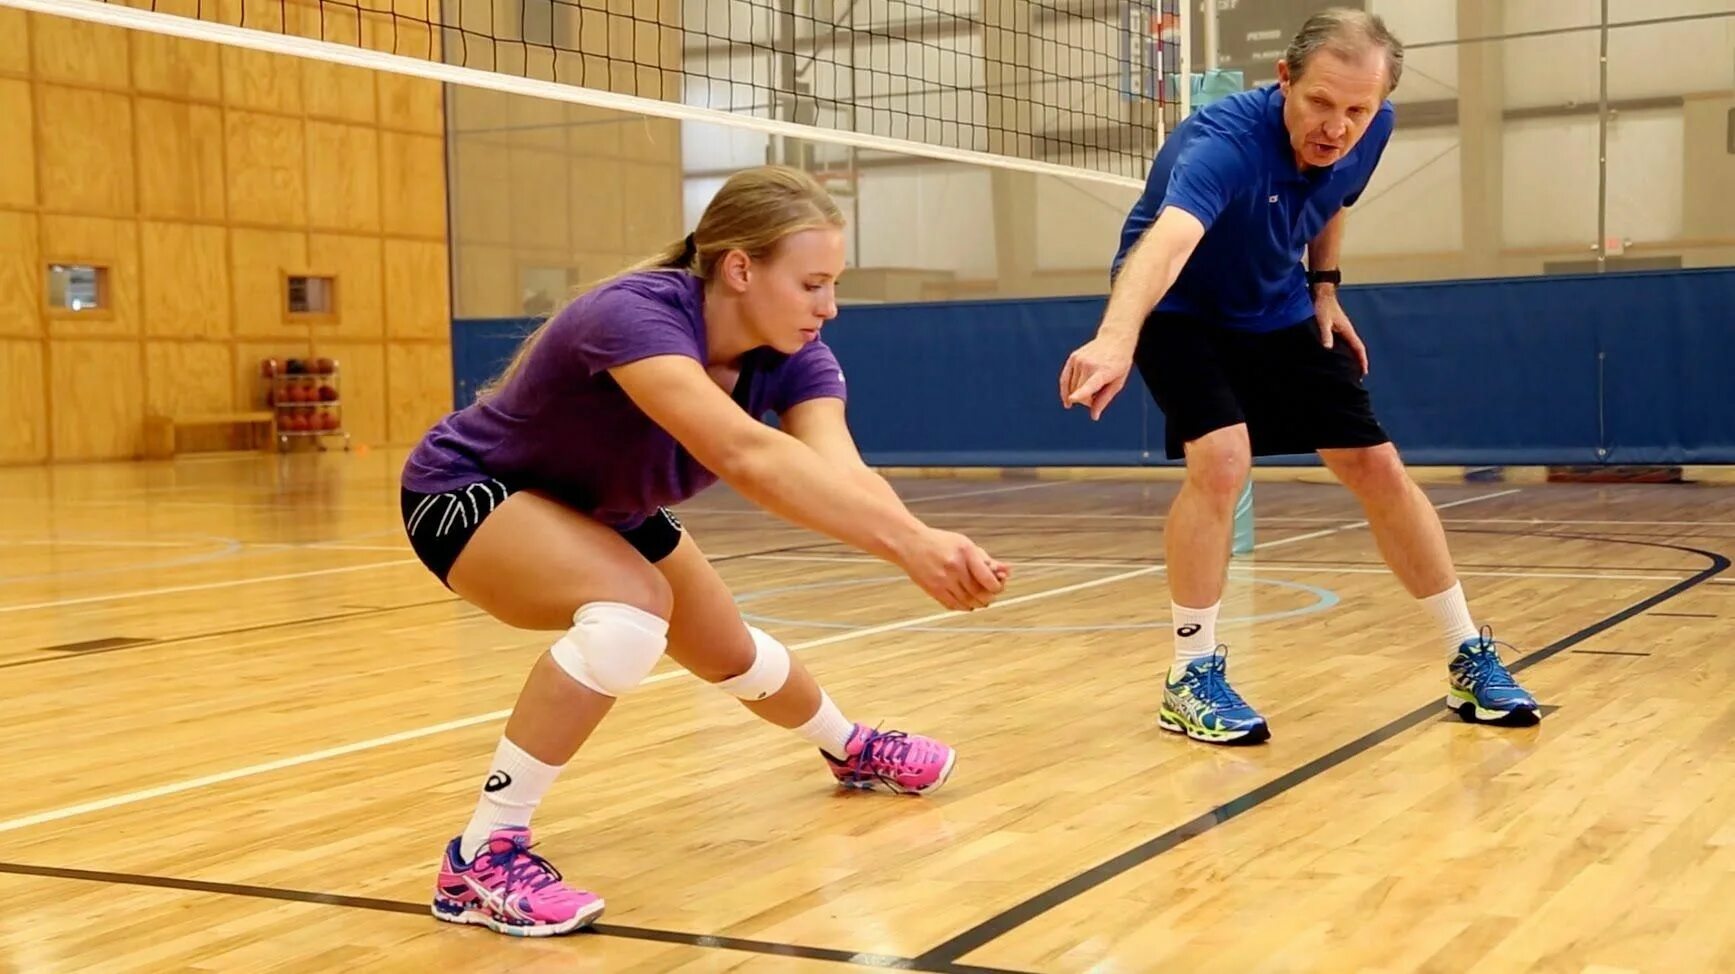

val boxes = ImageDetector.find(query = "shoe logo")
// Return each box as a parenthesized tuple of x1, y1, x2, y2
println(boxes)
(1167, 687, 1218, 728)
(484, 772, 512, 793)
(462, 875, 530, 921)
(1177, 624, 1201, 637)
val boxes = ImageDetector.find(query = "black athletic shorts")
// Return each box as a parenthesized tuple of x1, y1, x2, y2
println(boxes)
(400, 478, 685, 587)
(1134, 312, 1390, 460)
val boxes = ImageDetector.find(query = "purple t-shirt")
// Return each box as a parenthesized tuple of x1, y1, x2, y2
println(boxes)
(403, 270, 848, 528)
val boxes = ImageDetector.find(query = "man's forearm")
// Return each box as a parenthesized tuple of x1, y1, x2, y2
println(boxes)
(1309, 210, 1346, 274)
(1099, 231, 1188, 345)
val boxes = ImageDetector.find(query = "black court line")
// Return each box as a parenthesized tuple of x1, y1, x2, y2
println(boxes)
(914, 532, 1727, 968)
(0, 861, 1028, 973)
(8, 531, 1719, 972)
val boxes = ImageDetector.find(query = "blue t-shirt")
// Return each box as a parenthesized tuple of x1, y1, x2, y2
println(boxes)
(1111, 83, 1395, 332)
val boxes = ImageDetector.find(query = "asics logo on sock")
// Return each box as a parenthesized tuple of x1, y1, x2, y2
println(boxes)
(484, 772, 513, 793)
(1177, 624, 1201, 637)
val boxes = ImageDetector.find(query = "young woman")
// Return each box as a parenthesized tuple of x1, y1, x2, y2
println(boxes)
(401, 165, 1010, 937)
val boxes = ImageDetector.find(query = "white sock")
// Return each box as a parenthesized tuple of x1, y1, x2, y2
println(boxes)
(795, 691, 856, 760)
(1421, 581, 1480, 651)
(460, 737, 563, 861)
(1170, 601, 1221, 680)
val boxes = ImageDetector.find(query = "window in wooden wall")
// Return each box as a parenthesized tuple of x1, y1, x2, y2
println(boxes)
(285, 274, 337, 320)
(46, 263, 109, 315)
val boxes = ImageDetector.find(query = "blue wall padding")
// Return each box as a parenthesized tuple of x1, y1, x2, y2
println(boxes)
(451, 267, 1735, 466)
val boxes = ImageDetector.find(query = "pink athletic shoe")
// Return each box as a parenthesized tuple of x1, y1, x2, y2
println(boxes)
(431, 827, 604, 936)
(824, 723, 956, 794)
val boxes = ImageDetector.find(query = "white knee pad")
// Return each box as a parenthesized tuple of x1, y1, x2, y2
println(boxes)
(548, 602, 669, 697)
(715, 626, 792, 701)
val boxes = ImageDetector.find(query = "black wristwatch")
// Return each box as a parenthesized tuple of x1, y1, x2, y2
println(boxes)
(1307, 269, 1342, 290)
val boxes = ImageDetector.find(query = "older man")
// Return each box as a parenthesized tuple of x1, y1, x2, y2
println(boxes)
(1060, 8, 1538, 744)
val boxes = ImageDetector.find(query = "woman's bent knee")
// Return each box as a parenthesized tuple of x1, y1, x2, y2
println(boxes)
(446, 492, 675, 629)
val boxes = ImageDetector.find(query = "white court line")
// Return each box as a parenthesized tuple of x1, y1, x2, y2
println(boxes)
(0, 560, 419, 615)
(682, 488, 1532, 524)
(0, 538, 211, 549)
(251, 542, 414, 553)
(678, 480, 1066, 519)
(697, 509, 1735, 529)
(1235, 488, 1522, 551)
(0, 563, 1160, 836)
(901, 480, 1069, 504)
(0, 488, 1583, 834)
(745, 552, 1696, 584)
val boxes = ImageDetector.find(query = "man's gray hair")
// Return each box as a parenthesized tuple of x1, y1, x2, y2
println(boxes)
(1283, 7, 1405, 94)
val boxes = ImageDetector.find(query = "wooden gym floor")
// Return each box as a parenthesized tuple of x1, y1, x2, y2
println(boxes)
(1, 450, 1731, 973)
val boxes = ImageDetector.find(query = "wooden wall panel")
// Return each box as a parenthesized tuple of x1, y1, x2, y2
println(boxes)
(309, 1, 365, 48)
(619, 162, 680, 254)
(377, 75, 444, 135)
(384, 240, 450, 340)
(303, 62, 377, 124)
(574, 251, 631, 288)
(222, 48, 303, 115)
(225, 110, 307, 227)
(145, 341, 234, 417)
(619, 117, 681, 164)
(305, 122, 381, 233)
(131, 32, 223, 102)
(141, 222, 231, 339)
(509, 151, 569, 251)
(49, 339, 144, 461)
(451, 91, 685, 319)
(567, 107, 623, 156)
(36, 86, 135, 216)
(386, 342, 452, 445)
(507, 94, 568, 151)
(379, 131, 447, 239)
(454, 245, 517, 319)
(9, 4, 456, 461)
(0, 80, 34, 210)
(308, 234, 384, 340)
(311, 341, 386, 446)
(570, 159, 626, 253)
(136, 99, 227, 222)
(30, 18, 130, 90)
(143, 0, 211, 19)
(0, 211, 41, 338)
(450, 141, 513, 245)
(0, 340, 47, 463)
(41, 216, 140, 338)
(448, 88, 507, 147)
(230, 229, 308, 337)
(0, 10, 26, 76)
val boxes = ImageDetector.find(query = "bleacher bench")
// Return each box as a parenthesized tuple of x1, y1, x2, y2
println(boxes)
(143, 411, 276, 459)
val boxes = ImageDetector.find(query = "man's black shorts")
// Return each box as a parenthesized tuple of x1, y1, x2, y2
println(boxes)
(1134, 312, 1390, 460)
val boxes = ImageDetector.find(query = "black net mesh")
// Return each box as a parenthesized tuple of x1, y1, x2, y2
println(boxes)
(106, 0, 1182, 180)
